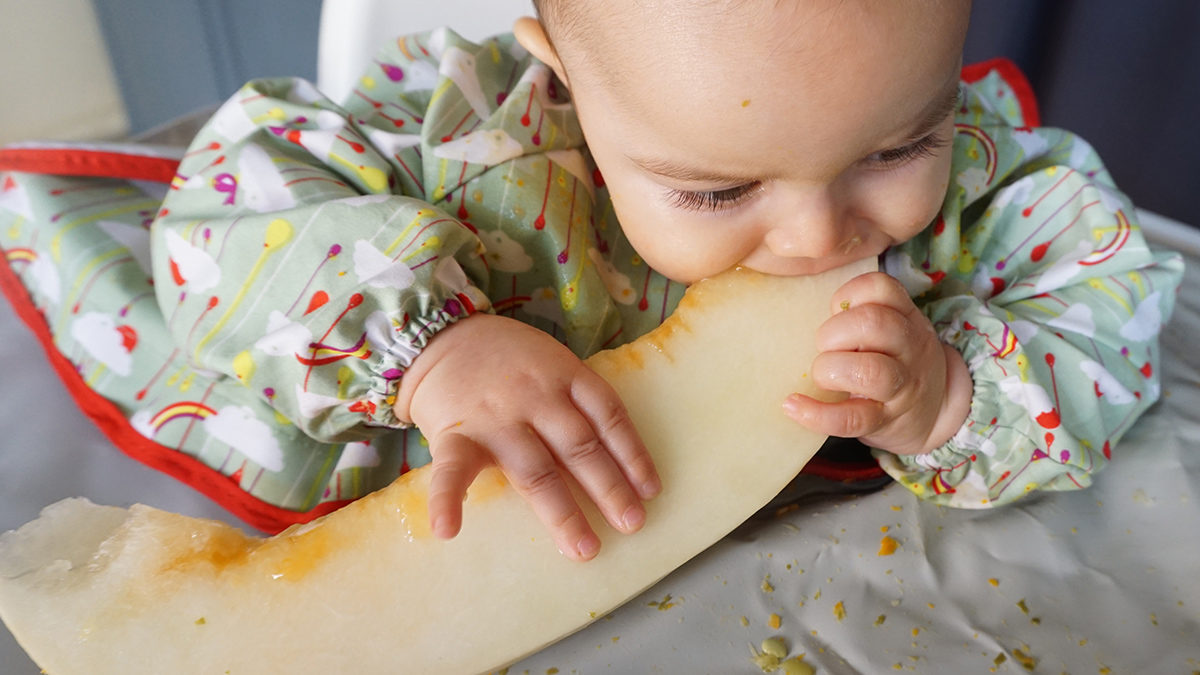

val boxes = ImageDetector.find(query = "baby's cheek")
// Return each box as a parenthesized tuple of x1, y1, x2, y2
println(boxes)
(626, 218, 743, 284)
(895, 171, 951, 242)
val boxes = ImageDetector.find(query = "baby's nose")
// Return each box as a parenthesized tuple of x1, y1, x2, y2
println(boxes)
(764, 197, 849, 259)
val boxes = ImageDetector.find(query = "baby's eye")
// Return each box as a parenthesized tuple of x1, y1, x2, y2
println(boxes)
(667, 182, 762, 212)
(867, 133, 948, 170)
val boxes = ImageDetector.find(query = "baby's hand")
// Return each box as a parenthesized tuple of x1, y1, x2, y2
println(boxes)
(393, 313, 661, 561)
(782, 272, 972, 455)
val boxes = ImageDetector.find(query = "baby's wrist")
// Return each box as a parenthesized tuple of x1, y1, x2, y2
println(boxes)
(922, 342, 972, 452)
(391, 312, 489, 426)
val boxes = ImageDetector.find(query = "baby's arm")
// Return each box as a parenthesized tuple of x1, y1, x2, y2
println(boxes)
(868, 129, 1181, 507)
(153, 36, 659, 549)
(393, 313, 660, 561)
(152, 78, 490, 440)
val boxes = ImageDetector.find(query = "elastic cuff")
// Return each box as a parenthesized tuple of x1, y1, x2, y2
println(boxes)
(359, 284, 492, 429)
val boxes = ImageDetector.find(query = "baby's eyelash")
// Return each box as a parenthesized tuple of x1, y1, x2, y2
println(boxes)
(668, 182, 762, 212)
(665, 132, 945, 212)
(869, 133, 949, 169)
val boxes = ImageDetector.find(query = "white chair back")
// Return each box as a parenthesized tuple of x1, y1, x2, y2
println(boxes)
(317, 0, 532, 101)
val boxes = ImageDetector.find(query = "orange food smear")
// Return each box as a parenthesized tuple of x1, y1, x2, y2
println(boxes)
(259, 526, 337, 581)
(155, 521, 259, 577)
(466, 467, 510, 503)
(395, 486, 432, 540)
(878, 535, 899, 556)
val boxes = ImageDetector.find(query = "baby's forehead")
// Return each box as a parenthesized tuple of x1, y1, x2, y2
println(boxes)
(538, 0, 735, 69)
(544, 0, 968, 167)
(544, 0, 967, 114)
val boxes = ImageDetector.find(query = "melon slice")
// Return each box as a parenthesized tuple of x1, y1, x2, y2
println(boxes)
(0, 258, 875, 675)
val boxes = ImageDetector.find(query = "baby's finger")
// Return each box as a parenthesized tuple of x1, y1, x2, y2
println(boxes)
(571, 368, 661, 500)
(782, 393, 886, 439)
(427, 433, 489, 539)
(534, 396, 649, 536)
(493, 424, 602, 562)
(818, 301, 914, 356)
(831, 271, 915, 314)
(810, 351, 906, 401)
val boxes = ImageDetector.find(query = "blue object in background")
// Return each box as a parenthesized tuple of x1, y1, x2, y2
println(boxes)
(92, 0, 322, 133)
(964, 1, 1200, 226)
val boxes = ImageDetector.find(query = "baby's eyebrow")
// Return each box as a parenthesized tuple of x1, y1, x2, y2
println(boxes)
(904, 79, 962, 140)
(626, 155, 763, 185)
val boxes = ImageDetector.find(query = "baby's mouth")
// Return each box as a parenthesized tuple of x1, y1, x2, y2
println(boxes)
(838, 234, 864, 256)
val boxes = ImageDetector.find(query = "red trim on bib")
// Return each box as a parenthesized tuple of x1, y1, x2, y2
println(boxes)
(0, 247, 348, 534)
(0, 146, 181, 184)
(961, 57, 1041, 128)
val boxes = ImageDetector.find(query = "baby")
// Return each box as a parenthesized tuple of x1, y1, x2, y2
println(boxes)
(0, 0, 1181, 562)
(400, 0, 980, 559)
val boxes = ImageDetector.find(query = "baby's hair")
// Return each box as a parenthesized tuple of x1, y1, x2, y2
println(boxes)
(529, 0, 582, 55)
(529, 0, 554, 27)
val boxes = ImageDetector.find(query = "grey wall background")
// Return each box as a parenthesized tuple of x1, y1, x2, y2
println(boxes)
(92, 0, 322, 133)
(963, 1, 1199, 226)
(95, 0, 1197, 225)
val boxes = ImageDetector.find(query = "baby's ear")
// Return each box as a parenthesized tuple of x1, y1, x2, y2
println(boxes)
(513, 16, 570, 85)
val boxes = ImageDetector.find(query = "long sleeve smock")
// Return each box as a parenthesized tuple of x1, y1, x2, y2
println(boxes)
(876, 64, 1183, 507)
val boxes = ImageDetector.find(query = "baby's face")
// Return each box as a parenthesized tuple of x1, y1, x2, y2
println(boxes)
(523, 0, 970, 284)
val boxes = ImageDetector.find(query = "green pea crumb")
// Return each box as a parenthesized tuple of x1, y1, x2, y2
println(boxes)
(750, 644, 781, 672)
(648, 594, 677, 611)
(761, 637, 788, 659)
(749, 637, 814, 674)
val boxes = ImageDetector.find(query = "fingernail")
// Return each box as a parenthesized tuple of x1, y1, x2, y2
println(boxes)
(576, 533, 600, 560)
(782, 397, 810, 423)
(641, 477, 662, 499)
(621, 505, 646, 532)
(431, 515, 450, 539)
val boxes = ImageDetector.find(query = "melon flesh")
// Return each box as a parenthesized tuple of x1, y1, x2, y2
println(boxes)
(0, 259, 874, 675)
